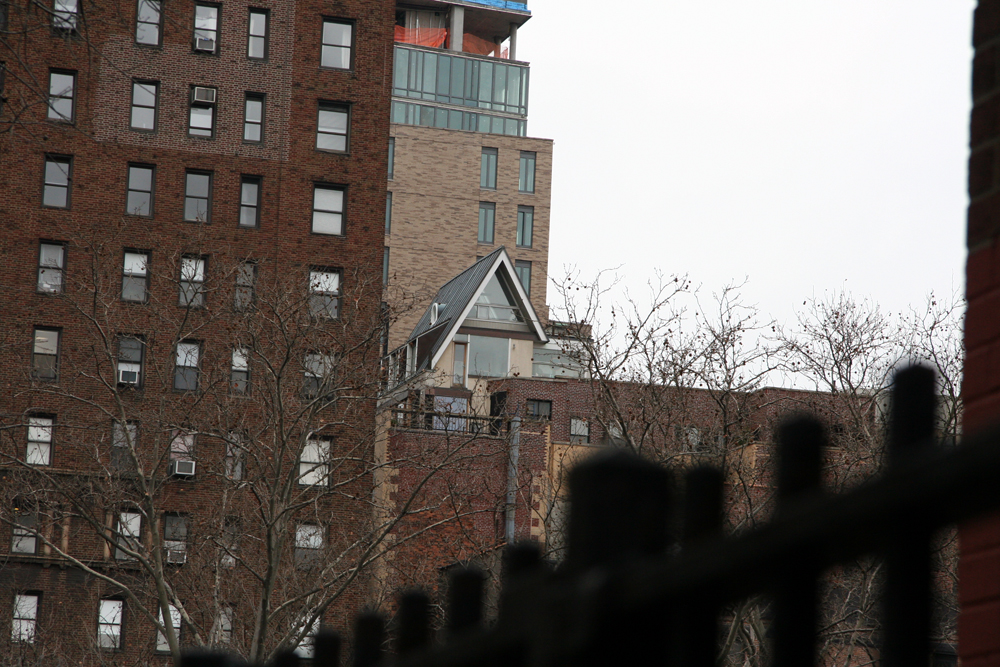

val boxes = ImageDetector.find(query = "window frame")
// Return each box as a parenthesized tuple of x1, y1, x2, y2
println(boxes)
(155, 604, 181, 653)
(52, 0, 78, 32)
(121, 251, 150, 303)
(173, 341, 201, 392)
(385, 191, 392, 234)
(47, 69, 76, 123)
(243, 93, 265, 143)
(231, 347, 249, 394)
(117, 335, 145, 387)
(130, 80, 158, 131)
(234, 261, 256, 311)
(11, 507, 39, 555)
(570, 417, 590, 444)
(516, 205, 534, 248)
(192, 2, 220, 54)
(115, 511, 141, 560)
(26, 415, 54, 466)
(294, 523, 324, 567)
(526, 399, 552, 421)
(239, 175, 261, 227)
(135, 0, 163, 46)
(480, 148, 498, 190)
(383, 247, 390, 286)
(111, 420, 139, 472)
(31, 327, 61, 381)
(519, 151, 536, 193)
(188, 86, 217, 138)
(98, 598, 125, 650)
(302, 352, 334, 399)
(12, 592, 40, 643)
(179, 255, 207, 308)
(163, 514, 188, 564)
(515, 259, 532, 295)
(316, 101, 350, 153)
(311, 183, 346, 236)
(308, 267, 341, 320)
(37, 241, 66, 294)
(247, 8, 268, 60)
(42, 154, 72, 210)
(224, 433, 245, 480)
(387, 137, 395, 180)
(169, 429, 195, 462)
(320, 18, 355, 71)
(183, 170, 213, 223)
(477, 202, 495, 244)
(299, 436, 330, 486)
(125, 164, 155, 216)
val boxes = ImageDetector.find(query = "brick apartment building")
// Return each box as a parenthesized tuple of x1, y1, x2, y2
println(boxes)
(0, 0, 395, 663)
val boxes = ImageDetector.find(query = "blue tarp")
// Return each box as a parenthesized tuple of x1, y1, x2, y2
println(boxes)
(462, 0, 530, 13)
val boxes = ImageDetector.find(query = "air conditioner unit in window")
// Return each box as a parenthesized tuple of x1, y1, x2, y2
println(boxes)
(194, 38, 216, 53)
(169, 460, 196, 477)
(118, 368, 139, 386)
(165, 545, 187, 564)
(192, 86, 217, 103)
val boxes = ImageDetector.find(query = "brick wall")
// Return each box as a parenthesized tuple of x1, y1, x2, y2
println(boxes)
(961, 2, 1000, 664)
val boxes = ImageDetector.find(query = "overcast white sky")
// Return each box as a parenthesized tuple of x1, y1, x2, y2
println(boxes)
(517, 1, 974, 329)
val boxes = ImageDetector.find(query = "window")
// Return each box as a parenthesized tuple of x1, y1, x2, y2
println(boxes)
(130, 81, 157, 130)
(382, 247, 389, 286)
(515, 260, 531, 295)
(294, 524, 323, 566)
(321, 19, 353, 69)
(248, 9, 268, 58)
(478, 203, 495, 243)
(308, 269, 340, 319)
(117, 336, 144, 386)
(37, 242, 65, 294)
(570, 417, 590, 444)
(299, 437, 329, 486)
(112, 421, 138, 472)
(220, 518, 238, 567)
(303, 353, 332, 398)
(115, 511, 140, 560)
(231, 348, 249, 394)
(316, 102, 349, 152)
(156, 604, 181, 652)
(193, 3, 219, 52)
(468, 335, 509, 377)
(179, 256, 206, 307)
(11, 508, 38, 554)
(184, 171, 212, 221)
(163, 515, 188, 564)
(122, 252, 149, 302)
(234, 262, 256, 310)
(517, 206, 533, 248)
(126, 164, 155, 215)
(174, 342, 200, 391)
(480, 148, 497, 189)
(526, 399, 551, 421)
(52, 0, 77, 30)
(43, 155, 72, 208)
(26, 416, 53, 465)
(0, 63, 6, 116)
(189, 87, 216, 137)
(98, 599, 124, 650)
(294, 617, 320, 658)
(243, 94, 264, 142)
(225, 433, 244, 480)
(12, 594, 38, 643)
(235, 176, 262, 229)
(311, 185, 344, 235)
(385, 192, 392, 233)
(215, 607, 233, 646)
(169, 430, 195, 461)
(32, 328, 60, 381)
(519, 151, 536, 193)
(453, 341, 466, 386)
(47, 70, 75, 122)
(136, 0, 162, 45)
(388, 137, 394, 179)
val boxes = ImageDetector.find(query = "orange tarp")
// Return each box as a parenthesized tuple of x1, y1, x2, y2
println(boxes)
(394, 26, 448, 49)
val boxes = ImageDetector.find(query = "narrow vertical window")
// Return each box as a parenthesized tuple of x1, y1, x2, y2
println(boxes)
(243, 93, 264, 142)
(303, 353, 332, 398)
(136, 0, 162, 45)
(184, 171, 212, 222)
(308, 269, 340, 319)
(225, 434, 244, 481)
(189, 87, 216, 137)
(174, 342, 200, 390)
(31, 328, 60, 381)
(515, 260, 531, 295)
(570, 417, 590, 444)
(130, 81, 158, 130)
(126, 165, 155, 215)
(239, 176, 261, 226)
(480, 148, 497, 189)
(321, 19, 353, 70)
(43, 155, 72, 208)
(117, 336, 144, 386)
(519, 151, 536, 193)
(516, 206, 533, 248)
(163, 515, 188, 563)
(112, 421, 138, 472)
(26, 416, 53, 465)
(169, 430, 195, 460)
(47, 70, 75, 122)
(311, 185, 344, 235)
(316, 102, 349, 152)
(121, 252, 149, 302)
(299, 438, 330, 486)
(12, 594, 39, 643)
(155, 605, 181, 652)
(231, 348, 249, 394)
(37, 242, 66, 294)
(478, 202, 495, 243)
(179, 256, 206, 307)
(384, 192, 392, 233)
(98, 600, 124, 649)
(453, 342, 466, 386)
(115, 512, 140, 560)
(383, 247, 389, 286)
(248, 9, 268, 59)
(216, 608, 234, 645)
(193, 4, 219, 52)
(387, 137, 395, 179)
(52, 0, 77, 30)
(11, 509, 38, 554)
(234, 262, 256, 310)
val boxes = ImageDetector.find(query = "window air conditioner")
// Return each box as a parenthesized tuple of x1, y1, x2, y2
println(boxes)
(169, 460, 197, 477)
(192, 86, 217, 103)
(194, 38, 216, 53)
(165, 545, 187, 564)
(118, 368, 139, 385)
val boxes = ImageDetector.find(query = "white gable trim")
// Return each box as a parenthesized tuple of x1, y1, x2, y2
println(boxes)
(428, 249, 547, 370)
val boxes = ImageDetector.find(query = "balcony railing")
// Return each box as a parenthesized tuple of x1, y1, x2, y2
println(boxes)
(391, 408, 505, 436)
